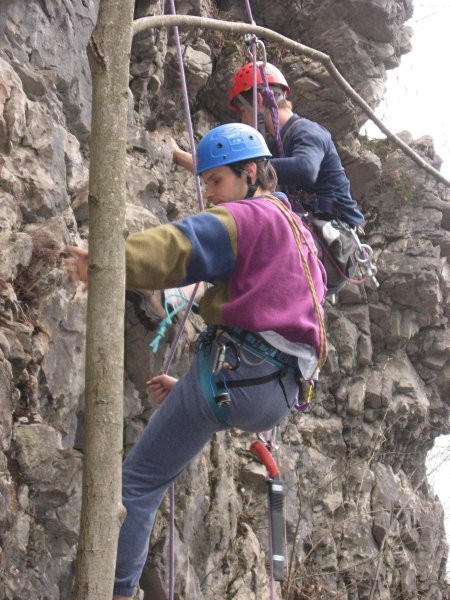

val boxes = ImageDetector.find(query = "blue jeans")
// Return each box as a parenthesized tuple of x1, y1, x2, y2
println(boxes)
(113, 341, 299, 597)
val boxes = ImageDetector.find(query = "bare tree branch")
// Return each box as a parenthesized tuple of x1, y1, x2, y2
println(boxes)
(133, 15, 450, 188)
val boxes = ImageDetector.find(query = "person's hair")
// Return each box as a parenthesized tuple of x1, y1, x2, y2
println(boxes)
(276, 96, 292, 110)
(229, 159, 278, 193)
(257, 160, 277, 191)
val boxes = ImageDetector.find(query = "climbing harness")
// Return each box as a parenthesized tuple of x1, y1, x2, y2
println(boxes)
(277, 116, 379, 298)
(195, 325, 302, 422)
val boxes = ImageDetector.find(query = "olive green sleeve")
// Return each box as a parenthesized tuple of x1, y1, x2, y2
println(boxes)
(125, 223, 193, 290)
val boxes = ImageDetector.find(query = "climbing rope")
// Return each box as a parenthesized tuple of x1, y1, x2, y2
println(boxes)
(257, 60, 284, 158)
(244, 0, 258, 131)
(154, 4, 326, 596)
(243, 6, 288, 598)
(265, 195, 328, 372)
(242, 33, 285, 158)
(243, 0, 285, 159)
(243, 6, 295, 597)
(160, 3, 207, 598)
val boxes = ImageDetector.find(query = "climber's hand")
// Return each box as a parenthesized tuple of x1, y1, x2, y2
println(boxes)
(146, 374, 178, 404)
(63, 246, 89, 286)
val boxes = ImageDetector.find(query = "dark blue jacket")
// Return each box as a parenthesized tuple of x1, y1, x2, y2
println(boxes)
(268, 114, 365, 227)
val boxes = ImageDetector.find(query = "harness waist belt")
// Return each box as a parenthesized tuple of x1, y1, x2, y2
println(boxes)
(216, 367, 288, 390)
(293, 190, 340, 219)
(313, 195, 339, 216)
(220, 327, 299, 371)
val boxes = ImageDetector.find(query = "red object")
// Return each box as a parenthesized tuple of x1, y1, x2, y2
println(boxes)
(229, 62, 290, 110)
(250, 440, 280, 478)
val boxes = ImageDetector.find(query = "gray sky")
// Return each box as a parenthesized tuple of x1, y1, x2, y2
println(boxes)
(363, 0, 450, 177)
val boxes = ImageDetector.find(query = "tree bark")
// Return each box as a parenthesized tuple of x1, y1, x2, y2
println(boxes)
(73, 1, 134, 599)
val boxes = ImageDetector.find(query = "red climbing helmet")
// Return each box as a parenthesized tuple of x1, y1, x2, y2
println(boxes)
(229, 61, 290, 110)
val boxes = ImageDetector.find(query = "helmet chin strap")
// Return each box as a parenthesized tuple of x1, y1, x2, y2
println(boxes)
(246, 173, 258, 198)
(237, 93, 267, 138)
(229, 161, 260, 199)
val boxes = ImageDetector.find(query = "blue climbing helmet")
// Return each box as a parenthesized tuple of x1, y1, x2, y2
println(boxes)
(196, 123, 272, 175)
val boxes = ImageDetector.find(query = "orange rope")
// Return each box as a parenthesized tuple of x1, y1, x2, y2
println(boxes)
(265, 195, 328, 373)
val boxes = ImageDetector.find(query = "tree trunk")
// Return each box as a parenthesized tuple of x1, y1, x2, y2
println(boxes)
(73, 1, 134, 598)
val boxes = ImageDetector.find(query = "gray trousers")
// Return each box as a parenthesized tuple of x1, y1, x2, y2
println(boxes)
(113, 341, 299, 596)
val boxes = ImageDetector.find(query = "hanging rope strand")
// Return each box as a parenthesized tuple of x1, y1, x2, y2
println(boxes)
(257, 63, 284, 157)
(244, 0, 259, 130)
(244, 0, 254, 22)
(162, 3, 207, 598)
(162, 0, 206, 376)
(245, 7, 279, 599)
(243, 6, 288, 596)
(168, 2, 204, 210)
(265, 196, 328, 372)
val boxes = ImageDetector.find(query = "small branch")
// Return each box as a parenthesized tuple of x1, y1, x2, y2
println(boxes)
(87, 34, 107, 71)
(133, 15, 450, 188)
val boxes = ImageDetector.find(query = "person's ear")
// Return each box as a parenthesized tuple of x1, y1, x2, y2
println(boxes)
(245, 162, 257, 183)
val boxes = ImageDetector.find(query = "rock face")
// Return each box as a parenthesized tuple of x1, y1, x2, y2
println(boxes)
(0, 1, 449, 599)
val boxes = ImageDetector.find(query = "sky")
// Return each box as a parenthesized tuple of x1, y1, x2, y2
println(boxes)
(362, 0, 450, 570)
(362, 0, 450, 178)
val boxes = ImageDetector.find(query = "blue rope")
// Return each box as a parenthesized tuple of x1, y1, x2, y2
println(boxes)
(149, 295, 198, 353)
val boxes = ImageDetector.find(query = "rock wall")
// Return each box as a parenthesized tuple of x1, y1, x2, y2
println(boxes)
(0, 1, 449, 599)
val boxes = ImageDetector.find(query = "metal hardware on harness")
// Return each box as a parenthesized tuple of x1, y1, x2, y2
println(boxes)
(214, 390, 231, 408)
(212, 340, 239, 408)
(212, 343, 227, 375)
(294, 379, 315, 412)
(350, 229, 380, 288)
(258, 429, 279, 452)
(212, 341, 240, 375)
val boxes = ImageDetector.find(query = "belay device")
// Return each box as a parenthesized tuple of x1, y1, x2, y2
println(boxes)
(251, 439, 286, 581)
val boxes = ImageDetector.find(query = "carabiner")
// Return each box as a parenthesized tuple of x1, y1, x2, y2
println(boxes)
(350, 228, 380, 287)
(356, 243, 374, 266)
(244, 35, 267, 65)
(257, 426, 278, 452)
(212, 343, 227, 375)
